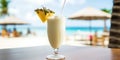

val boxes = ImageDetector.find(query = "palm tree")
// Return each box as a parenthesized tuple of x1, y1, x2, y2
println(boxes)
(109, 0, 120, 48)
(101, 8, 112, 14)
(0, 0, 10, 32)
(0, 0, 10, 16)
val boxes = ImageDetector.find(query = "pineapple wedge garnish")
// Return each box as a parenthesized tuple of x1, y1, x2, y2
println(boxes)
(35, 7, 55, 23)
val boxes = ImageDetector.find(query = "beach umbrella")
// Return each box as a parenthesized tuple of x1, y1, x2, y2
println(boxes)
(0, 16, 29, 29)
(0, 16, 29, 25)
(68, 7, 111, 32)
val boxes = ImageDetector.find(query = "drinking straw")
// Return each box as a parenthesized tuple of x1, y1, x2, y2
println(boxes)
(42, 0, 46, 14)
(61, 0, 67, 16)
(43, 0, 46, 7)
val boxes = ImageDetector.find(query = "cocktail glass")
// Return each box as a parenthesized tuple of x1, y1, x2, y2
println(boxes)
(47, 16, 65, 60)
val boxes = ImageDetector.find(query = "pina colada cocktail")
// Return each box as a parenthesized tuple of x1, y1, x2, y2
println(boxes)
(47, 16, 65, 49)
(47, 16, 65, 59)
(35, 7, 65, 60)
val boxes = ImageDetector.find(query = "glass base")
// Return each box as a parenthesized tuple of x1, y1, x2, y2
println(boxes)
(46, 54, 65, 60)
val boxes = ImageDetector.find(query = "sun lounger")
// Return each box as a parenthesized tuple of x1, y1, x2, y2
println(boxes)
(92, 31, 109, 46)
(1, 29, 9, 37)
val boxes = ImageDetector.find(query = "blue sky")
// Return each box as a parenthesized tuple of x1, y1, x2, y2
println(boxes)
(8, 0, 113, 27)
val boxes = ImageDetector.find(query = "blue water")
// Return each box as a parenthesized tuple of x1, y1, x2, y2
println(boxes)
(0, 25, 110, 36)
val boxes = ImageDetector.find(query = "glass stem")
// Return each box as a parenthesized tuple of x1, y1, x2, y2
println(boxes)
(54, 48, 59, 55)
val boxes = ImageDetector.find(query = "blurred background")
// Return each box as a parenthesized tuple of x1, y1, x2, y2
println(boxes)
(0, 0, 113, 49)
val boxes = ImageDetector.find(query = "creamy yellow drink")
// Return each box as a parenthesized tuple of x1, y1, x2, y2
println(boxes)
(35, 7, 66, 60)
(47, 16, 65, 49)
